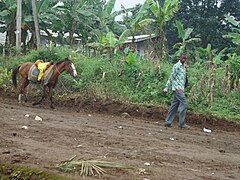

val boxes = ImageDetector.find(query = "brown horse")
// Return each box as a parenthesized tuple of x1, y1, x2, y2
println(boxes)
(12, 58, 77, 108)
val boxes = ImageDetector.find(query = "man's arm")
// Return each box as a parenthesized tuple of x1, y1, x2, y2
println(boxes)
(163, 65, 177, 92)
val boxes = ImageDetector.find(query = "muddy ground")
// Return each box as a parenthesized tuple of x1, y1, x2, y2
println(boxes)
(0, 93, 240, 180)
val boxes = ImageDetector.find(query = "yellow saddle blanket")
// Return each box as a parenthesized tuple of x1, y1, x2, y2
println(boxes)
(34, 60, 52, 81)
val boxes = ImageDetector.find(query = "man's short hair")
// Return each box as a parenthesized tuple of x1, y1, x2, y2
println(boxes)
(180, 52, 187, 57)
(180, 52, 188, 60)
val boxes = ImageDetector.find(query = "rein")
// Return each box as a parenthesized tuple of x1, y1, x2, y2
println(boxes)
(54, 64, 62, 75)
(53, 61, 73, 92)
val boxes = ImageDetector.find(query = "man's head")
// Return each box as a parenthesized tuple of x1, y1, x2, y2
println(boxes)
(179, 53, 188, 64)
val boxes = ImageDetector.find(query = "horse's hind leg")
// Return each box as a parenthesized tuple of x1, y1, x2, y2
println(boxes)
(23, 80, 29, 102)
(32, 86, 46, 106)
(19, 79, 29, 103)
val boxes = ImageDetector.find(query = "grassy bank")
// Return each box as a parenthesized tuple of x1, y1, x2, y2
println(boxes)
(0, 47, 239, 120)
(0, 163, 68, 180)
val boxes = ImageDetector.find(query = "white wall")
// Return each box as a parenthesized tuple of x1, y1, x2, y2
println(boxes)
(0, 32, 6, 45)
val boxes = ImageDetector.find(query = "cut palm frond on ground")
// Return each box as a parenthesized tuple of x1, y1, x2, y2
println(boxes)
(56, 155, 133, 177)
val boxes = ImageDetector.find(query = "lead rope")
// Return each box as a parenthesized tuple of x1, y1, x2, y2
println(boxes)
(54, 64, 73, 92)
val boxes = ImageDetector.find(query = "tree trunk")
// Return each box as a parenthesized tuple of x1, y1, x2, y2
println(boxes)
(32, 0, 41, 49)
(22, 28, 28, 54)
(16, 0, 22, 52)
(69, 20, 77, 47)
(155, 28, 167, 60)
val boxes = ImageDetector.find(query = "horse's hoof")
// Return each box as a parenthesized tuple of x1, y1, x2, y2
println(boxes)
(32, 102, 39, 106)
(50, 105, 55, 109)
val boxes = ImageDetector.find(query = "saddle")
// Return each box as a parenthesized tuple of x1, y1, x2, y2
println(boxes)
(28, 64, 54, 85)
(28, 64, 40, 83)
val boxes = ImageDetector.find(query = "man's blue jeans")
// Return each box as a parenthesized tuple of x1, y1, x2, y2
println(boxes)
(165, 91, 187, 128)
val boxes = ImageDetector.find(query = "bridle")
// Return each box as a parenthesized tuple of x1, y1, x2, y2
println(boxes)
(54, 60, 74, 76)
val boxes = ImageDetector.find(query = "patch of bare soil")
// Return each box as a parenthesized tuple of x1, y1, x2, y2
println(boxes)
(0, 93, 240, 180)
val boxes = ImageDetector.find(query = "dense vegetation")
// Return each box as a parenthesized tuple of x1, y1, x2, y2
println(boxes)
(0, 45, 239, 120)
(0, 0, 239, 120)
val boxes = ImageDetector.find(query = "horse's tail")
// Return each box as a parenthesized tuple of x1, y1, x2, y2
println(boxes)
(12, 66, 20, 88)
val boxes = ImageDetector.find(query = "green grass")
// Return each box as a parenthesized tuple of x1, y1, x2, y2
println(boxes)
(0, 163, 68, 180)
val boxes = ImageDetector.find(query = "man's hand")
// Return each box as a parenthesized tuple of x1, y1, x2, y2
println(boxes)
(163, 88, 168, 93)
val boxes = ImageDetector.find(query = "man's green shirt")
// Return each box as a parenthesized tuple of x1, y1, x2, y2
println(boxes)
(164, 60, 186, 91)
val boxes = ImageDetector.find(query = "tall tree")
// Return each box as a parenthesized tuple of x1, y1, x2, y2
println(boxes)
(166, 0, 240, 51)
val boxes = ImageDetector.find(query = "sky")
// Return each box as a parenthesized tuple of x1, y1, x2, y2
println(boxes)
(114, 0, 146, 20)
(114, 0, 146, 11)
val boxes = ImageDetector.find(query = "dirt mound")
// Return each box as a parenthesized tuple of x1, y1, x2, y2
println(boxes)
(52, 95, 239, 132)
(2, 91, 240, 132)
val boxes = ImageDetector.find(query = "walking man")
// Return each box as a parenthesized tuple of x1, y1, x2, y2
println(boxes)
(163, 53, 190, 129)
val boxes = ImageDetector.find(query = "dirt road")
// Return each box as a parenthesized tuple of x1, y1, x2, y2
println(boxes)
(0, 95, 240, 180)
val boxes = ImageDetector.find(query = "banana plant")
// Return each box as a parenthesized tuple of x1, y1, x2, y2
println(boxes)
(173, 20, 201, 56)
(120, 2, 155, 51)
(93, 0, 129, 38)
(223, 15, 240, 79)
(22, 0, 60, 48)
(223, 15, 240, 46)
(89, 31, 127, 62)
(225, 53, 240, 79)
(138, 0, 179, 60)
(52, 0, 94, 46)
(0, 0, 62, 49)
(0, 0, 17, 47)
(196, 44, 226, 65)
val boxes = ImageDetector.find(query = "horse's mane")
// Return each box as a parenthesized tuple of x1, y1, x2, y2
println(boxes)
(56, 58, 71, 66)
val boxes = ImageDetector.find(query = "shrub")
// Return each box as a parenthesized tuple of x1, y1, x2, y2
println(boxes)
(0, 66, 12, 91)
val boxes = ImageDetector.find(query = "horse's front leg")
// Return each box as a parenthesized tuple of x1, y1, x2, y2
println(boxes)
(32, 86, 46, 106)
(48, 87, 55, 109)
(18, 94, 28, 103)
(18, 94, 23, 104)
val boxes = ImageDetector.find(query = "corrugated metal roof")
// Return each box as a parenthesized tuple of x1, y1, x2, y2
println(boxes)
(125, 34, 156, 43)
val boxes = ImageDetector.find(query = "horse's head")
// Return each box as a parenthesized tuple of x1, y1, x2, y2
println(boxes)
(64, 58, 77, 77)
